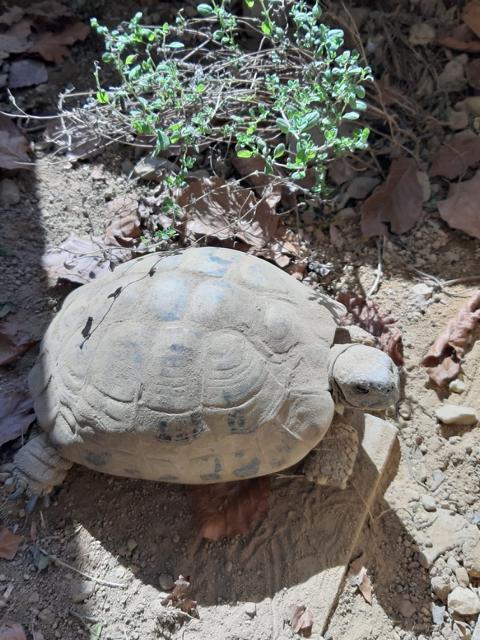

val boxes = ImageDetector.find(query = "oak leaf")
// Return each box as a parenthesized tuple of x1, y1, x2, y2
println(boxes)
(438, 170, 480, 239)
(430, 130, 480, 179)
(361, 158, 424, 237)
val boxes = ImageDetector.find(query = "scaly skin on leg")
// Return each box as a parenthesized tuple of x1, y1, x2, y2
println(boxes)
(302, 415, 359, 490)
(5, 434, 72, 499)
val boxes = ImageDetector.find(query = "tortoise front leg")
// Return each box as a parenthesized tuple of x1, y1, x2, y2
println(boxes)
(302, 414, 359, 490)
(3, 434, 72, 504)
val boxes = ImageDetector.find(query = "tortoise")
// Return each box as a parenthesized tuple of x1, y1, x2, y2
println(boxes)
(7, 247, 399, 502)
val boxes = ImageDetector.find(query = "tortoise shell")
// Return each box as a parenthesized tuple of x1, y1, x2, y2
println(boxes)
(29, 247, 342, 484)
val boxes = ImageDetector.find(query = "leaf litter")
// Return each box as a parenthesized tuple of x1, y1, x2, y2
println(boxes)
(337, 293, 404, 366)
(0, 392, 35, 447)
(348, 554, 373, 604)
(360, 158, 426, 238)
(0, 115, 31, 170)
(437, 169, 480, 239)
(289, 604, 314, 636)
(421, 290, 480, 386)
(0, 527, 24, 560)
(430, 130, 480, 179)
(161, 575, 198, 616)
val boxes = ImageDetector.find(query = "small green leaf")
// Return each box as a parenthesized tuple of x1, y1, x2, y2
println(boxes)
(343, 111, 360, 120)
(125, 54, 136, 65)
(246, 0, 255, 5)
(275, 118, 291, 134)
(95, 90, 109, 104)
(273, 143, 286, 158)
(194, 83, 206, 93)
(237, 149, 254, 158)
(261, 21, 272, 36)
(355, 99, 367, 111)
(197, 3, 214, 15)
(156, 131, 171, 150)
(167, 41, 185, 49)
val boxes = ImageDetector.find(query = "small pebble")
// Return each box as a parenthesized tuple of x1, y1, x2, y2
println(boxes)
(432, 603, 446, 625)
(244, 602, 256, 617)
(435, 404, 477, 425)
(421, 495, 437, 512)
(455, 566, 470, 588)
(127, 539, 137, 552)
(449, 379, 465, 394)
(158, 574, 174, 591)
(448, 587, 480, 616)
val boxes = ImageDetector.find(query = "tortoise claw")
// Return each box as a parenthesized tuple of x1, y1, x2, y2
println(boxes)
(8, 479, 27, 501)
(25, 494, 40, 513)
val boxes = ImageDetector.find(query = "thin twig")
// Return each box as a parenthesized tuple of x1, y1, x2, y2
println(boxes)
(366, 238, 384, 298)
(38, 547, 127, 588)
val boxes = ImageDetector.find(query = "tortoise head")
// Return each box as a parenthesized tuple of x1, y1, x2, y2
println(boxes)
(328, 343, 400, 411)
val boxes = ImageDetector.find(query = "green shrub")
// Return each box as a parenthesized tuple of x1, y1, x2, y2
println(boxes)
(90, 0, 372, 193)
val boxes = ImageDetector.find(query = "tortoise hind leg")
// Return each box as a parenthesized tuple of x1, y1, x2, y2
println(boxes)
(302, 415, 359, 490)
(4, 433, 72, 500)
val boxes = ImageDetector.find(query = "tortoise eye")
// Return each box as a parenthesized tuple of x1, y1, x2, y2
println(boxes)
(354, 384, 369, 394)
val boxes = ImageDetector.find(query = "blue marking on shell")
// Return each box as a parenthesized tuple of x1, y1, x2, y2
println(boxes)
(85, 451, 110, 466)
(200, 472, 221, 482)
(233, 457, 260, 478)
(195, 254, 232, 276)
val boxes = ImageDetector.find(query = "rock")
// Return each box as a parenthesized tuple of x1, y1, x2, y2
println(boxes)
(28, 591, 40, 604)
(455, 566, 470, 588)
(435, 405, 477, 425)
(430, 469, 446, 492)
(8, 60, 48, 88)
(133, 155, 178, 180)
(449, 379, 466, 394)
(417, 509, 479, 565)
(431, 576, 451, 602)
(409, 23, 436, 45)
(71, 581, 94, 603)
(432, 603, 446, 625)
(456, 96, 480, 116)
(38, 608, 54, 624)
(345, 176, 380, 200)
(411, 283, 433, 300)
(463, 537, 480, 578)
(244, 602, 256, 617)
(158, 573, 174, 591)
(421, 495, 437, 512)
(447, 108, 469, 131)
(438, 60, 465, 89)
(0, 179, 21, 206)
(447, 587, 480, 616)
(472, 615, 480, 640)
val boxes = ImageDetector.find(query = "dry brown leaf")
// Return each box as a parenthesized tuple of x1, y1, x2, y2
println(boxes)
(231, 156, 283, 208)
(0, 7, 24, 26)
(437, 170, 480, 239)
(438, 34, 480, 52)
(289, 604, 314, 636)
(0, 115, 31, 170)
(337, 292, 404, 366)
(177, 176, 280, 249)
(25, 1, 71, 18)
(421, 291, 480, 386)
(42, 235, 131, 285)
(463, 1, 480, 38)
(375, 76, 405, 108)
(189, 477, 270, 540)
(28, 20, 89, 63)
(0, 528, 24, 560)
(348, 554, 373, 604)
(361, 158, 423, 237)
(467, 59, 480, 89)
(0, 392, 35, 447)
(0, 621, 27, 640)
(161, 575, 198, 615)
(328, 158, 356, 185)
(430, 130, 480, 179)
(0, 319, 37, 365)
(104, 196, 141, 247)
